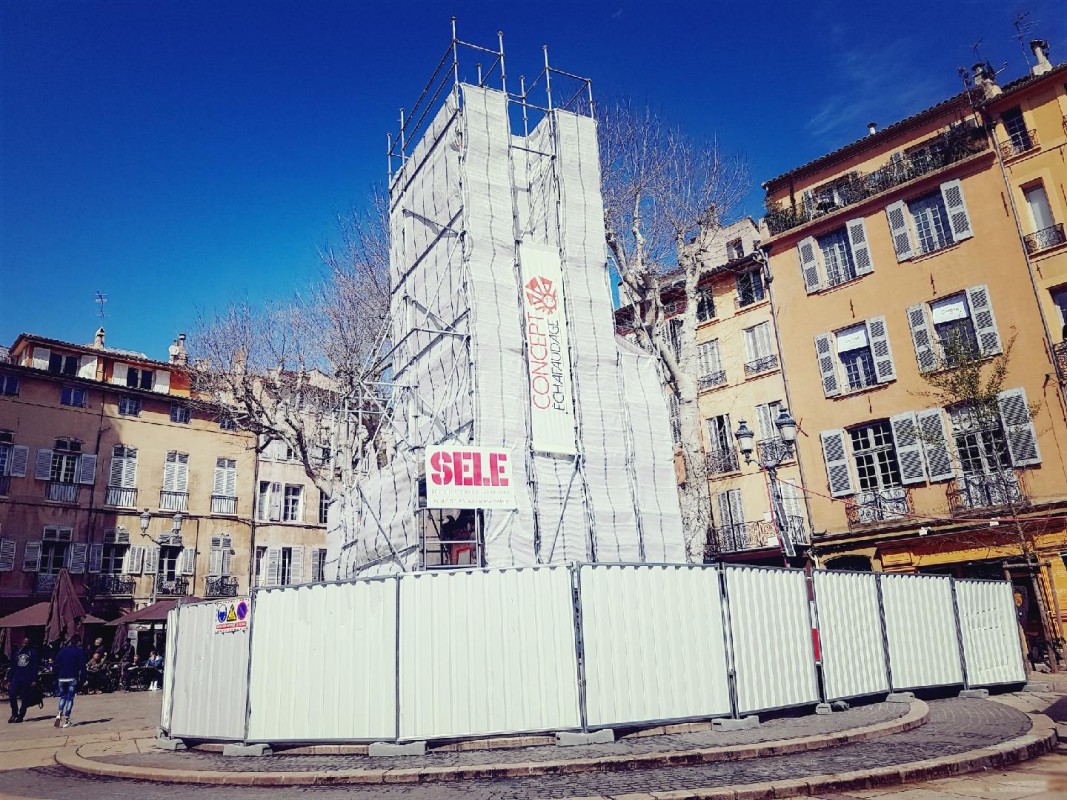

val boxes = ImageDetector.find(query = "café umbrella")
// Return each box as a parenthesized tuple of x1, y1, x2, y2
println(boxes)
(45, 568, 88, 643)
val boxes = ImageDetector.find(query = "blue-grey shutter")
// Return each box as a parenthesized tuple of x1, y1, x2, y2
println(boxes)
(814, 333, 840, 397)
(22, 541, 41, 572)
(997, 388, 1041, 466)
(9, 445, 28, 478)
(906, 304, 937, 373)
(820, 429, 855, 497)
(88, 544, 103, 574)
(940, 179, 974, 241)
(965, 284, 1002, 356)
(34, 449, 53, 480)
(798, 237, 821, 294)
(889, 413, 926, 485)
(866, 316, 896, 382)
(77, 454, 97, 485)
(885, 201, 914, 261)
(846, 218, 874, 276)
(917, 409, 955, 481)
(68, 543, 88, 574)
(0, 539, 15, 572)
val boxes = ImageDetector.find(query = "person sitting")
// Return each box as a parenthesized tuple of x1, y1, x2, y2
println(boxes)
(84, 653, 106, 694)
(144, 651, 164, 691)
(122, 653, 142, 691)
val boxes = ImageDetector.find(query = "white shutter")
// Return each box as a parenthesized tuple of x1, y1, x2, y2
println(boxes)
(906, 304, 937, 373)
(78, 356, 97, 380)
(917, 409, 956, 482)
(224, 464, 236, 497)
(0, 539, 15, 572)
(885, 201, 915, 261)
(163, 455, 176, 491)
(68, 542, 88, 574)
(757, 323, 774, 360)
(212, 462, 226, 495)
(291, 545, 305, 585)
(123, 545, 144, 575)
(109, 455, 124, 486)
(22, 541, 41, 572)
(143, 546, 159, 575)
(123, 452, 137, 488)
(9, 445, 28, 477)
(35, 449, 53, 480)
(846, 218, 874, 276)
(965, 284, 1002, 356)
(176, 454, 189, 492)
(154, 370, 170, 394)
(940, 179, 973, 241)
(269, 482, 282, 521)
(222, 549, 232, 577)
(997, 388, 1041, 467)
(208, 548, 222, 576)
(889, 413, 927, 485)
(798, 237, 821, 294)
(31, 347, 50, 370)
(820, 429, 855, 497)
(265, 547, 281, 586)
(77, 454, 97, 485)
(814, 333, 841, 397)
(111, 363, 128, 385)
(181, 547, 196, 576)
(743, 327, 756, 362)
(755, 403, 775, 441)
(866, 316, 896, 382)
(88, 543, 103, 573)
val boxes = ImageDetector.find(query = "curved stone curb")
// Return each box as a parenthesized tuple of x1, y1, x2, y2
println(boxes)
(55, 701, 928, 787)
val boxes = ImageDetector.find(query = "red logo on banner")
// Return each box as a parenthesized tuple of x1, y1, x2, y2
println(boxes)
(524, 276, 558, 314)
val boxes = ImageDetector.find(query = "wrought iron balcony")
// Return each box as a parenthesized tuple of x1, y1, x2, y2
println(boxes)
(1053, 341, 1067, 385)
(704, 517, 806, 558)
(706, 446, 740, 475)
(948, 471, 1027, 514)
(87, 574, 135, 596)
(205, 576, 239, 597)
(999, 129, 1038, 160)
(1023, 223, 1066, 254)
(0, 475, 9, 496)
(756, 438, 794, 464)
(33, 573, 59, 594)
(210, 495, 238, 515)
(744, 354, 779, 376)
(159, 490, 189, 512)
(46, 482, 79, 503)
(105, 486, 138, 508)
(698, 370, 727, 390)
(155, 575, 190, 596)
(845, 487, 911, 528)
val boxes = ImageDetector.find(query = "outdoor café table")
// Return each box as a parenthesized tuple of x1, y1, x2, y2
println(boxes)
(37, 670, 56, 696)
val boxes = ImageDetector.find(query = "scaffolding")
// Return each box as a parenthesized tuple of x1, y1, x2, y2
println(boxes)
(326, 22, 685, 577)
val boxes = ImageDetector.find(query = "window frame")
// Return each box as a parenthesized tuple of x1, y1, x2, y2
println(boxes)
(0, 372, 19, 396)
(282, 484, 304, 523)
(60, 386, 88, 408)
(118, 395, 142, 416)
(169, 404, 191, 425)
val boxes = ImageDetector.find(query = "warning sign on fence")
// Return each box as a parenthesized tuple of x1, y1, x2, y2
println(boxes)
(214, 597, 251, 634)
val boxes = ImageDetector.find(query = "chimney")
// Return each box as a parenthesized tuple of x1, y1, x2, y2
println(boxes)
(93, 327, 106, 349)
(972, 62, 1001, 100)
(867, 122, 878, 136)
(1031, 40, 1052, 76)
(168, 333, 188, 366)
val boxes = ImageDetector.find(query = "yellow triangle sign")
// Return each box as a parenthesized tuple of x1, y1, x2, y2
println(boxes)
(226, 604, 237, 622)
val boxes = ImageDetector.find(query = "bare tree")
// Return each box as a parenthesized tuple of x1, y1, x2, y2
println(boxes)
(600, 100, 748, 560)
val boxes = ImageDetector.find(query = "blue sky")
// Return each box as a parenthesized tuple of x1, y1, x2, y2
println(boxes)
(2, 0, 1064, 360)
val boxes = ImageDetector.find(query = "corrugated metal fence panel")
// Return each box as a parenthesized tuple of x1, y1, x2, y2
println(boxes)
(159, 607, 178, 731)
(398, 566, 581, 740)
(813, 570, 889, 701)
(579, 564, 731, 727)
(880, 573, 963, 690)
(168, 601, 250, 740)
(247, 579, 398, 742)
(956, 579, 1026, 687)
(726, 566, 819, 714)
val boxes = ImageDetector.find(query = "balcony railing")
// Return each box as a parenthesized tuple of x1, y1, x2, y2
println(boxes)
(155, 575, 190, 596)
(47, 482, 79, 503)
(999, 129, 1038, 160)
(704, 516, 807, 557)
(706, 446, 740, 475)
(205, 576, 239, 598)
(1053, 341, 1067, 385)
(698, 370, 727, 390)
(87, 574, 136, 596)
(105, 486, 138, 508)
(1023, 223, 1066, 254)
(756, 438, 794, 464)
(159, 490, 189, 512)
(845, 487, 911, 528)
(33, 573, 60, 594)
(744, 354, 779, 376)
(948, 471, 1027, 514)
(211, 495, 238, 515)
(0, 475, 10, 496)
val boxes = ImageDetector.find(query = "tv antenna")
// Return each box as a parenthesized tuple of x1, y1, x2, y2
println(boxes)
(95, 291, 108, 324)
(1014, 11, 1035, 69)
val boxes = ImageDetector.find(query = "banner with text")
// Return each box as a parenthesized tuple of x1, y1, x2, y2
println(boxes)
(518, 242, 577, 455)
(425, 446, 517, 509)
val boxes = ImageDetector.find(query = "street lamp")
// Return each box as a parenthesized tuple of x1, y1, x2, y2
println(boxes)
(139, 509, 184, 605)
(735, 409, 799, 560)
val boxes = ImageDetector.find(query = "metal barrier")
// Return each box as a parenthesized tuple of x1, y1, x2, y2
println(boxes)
(880, 573, 965, 690)
(956, 579, 1027, 687)
(813, 570, 890, 701)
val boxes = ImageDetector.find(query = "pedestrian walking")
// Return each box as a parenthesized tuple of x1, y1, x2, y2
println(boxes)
(6, 637, 39, 723)
(54, 635, 86, 728)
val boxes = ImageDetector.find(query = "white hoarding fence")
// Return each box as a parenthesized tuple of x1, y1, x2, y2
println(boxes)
(880, 573, 965, 690)
(424, 446, 517, 509)
(813, 570, 890, 701)
(955, 579, 1027, 687)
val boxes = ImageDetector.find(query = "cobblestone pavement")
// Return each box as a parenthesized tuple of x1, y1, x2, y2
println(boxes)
(0, 698, 1034, 799)
(95, 701, 906, 772)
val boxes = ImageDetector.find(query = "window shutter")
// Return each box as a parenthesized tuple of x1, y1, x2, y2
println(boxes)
(965, 284, 1002, 356)
(291, 545, 305, 584)
(213, 463, 226, 495)
(917, 409, 955, 481)
(225, 465, 236, 497)
(906, 304, 937, 373)
(889, 413, 927, 484)
(820, 429, 855, 497)
(757, 323, 774, 360)
(997, 388, 1041, 466)
(143, 546, 159, 574)
(32, 347, 50, 370)
(9, 445, 28, 477)
(181, 547, 196, 576)
(265, 547, 281, 586)
(35, 449, 53, 480)
(124, 546, 144, 575)
(68, 543, 88, 574)
(154, 370, 170, 394)
(222, 549, 232, 577)
(23, 541, 41, 572)
(88, 543, 103, 573)
(78, 356, 97, 380)
(0, 539, 15, 572)
(866, 316, 896, 382)
(755, 403, 775, 441)
(814, 334, 841, 397)
(743, 327, 757, 362)
(77, 453, 97, 485)
(208, 548, 222, 576)
(885, 201, 915, 261)
(110, 455, 124, 486)
(163, 455, 176, 491)
(111, 363, 128, 385)
(176, 455, 189, 492)
(124, 453, 137, 488)
(846, 218, 874, 276)
(798, 237, 821, 294)
(940, 179, 974, 241)
(269, 482, 282, 521)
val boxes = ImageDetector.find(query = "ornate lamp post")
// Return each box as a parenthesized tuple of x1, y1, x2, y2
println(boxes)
(734, 409, 799, 560)
(139, 509, 184, 606)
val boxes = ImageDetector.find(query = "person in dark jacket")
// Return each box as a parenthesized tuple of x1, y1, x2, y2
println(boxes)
(54, 635, 86, 728)
(7, 638, 39, 723)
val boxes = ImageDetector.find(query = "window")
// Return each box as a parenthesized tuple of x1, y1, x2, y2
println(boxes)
(755, 400, 784, 443)
(697, 339, 726, 389)
(715, 489, 745, 550)
(219, 416, 238, 431)
(312, 548, 328, 582)
(742, 322, 777, 375)
(93, 529, 131, 575)
(695, 288, 715, 322)
(885, 179, 973, 261)
(108, 445, 138, 493)
(260, 545, 304, 587)
(1052, 287, 1067, 339)
(1022, 183, 1064, 253)
(40, 539, 70, 575)
(118, 395, 141, 416)
(726, 238, 745, 261)
(162, 451, 189, 504)
(838, 326, 877, 390)
(736, 269, 765, 307)
(0, 372, 19, 396)
(705, 413, 738, 474)
(283, 485, 303, 522)
(170, 404, 191, 424)
(212, 459, 238, 514)
(319, 492, 330, 525)
(208, 535, 232, 577)
(1001, 107, 1032, 153)
(49, 353, 80, 376)
(848, 422, 903, 494)
(907, 285, 1001, 373)
(797, 218, 873, 294)
(61, 386, 87, 407)
(50, 442, 80, 484)
(667, 392, 681, 443)
(0, 434, 26, 485)
(949, 404, 1011, 478)
(814, 317, 895, 397)
(126, 367, 154, 391)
